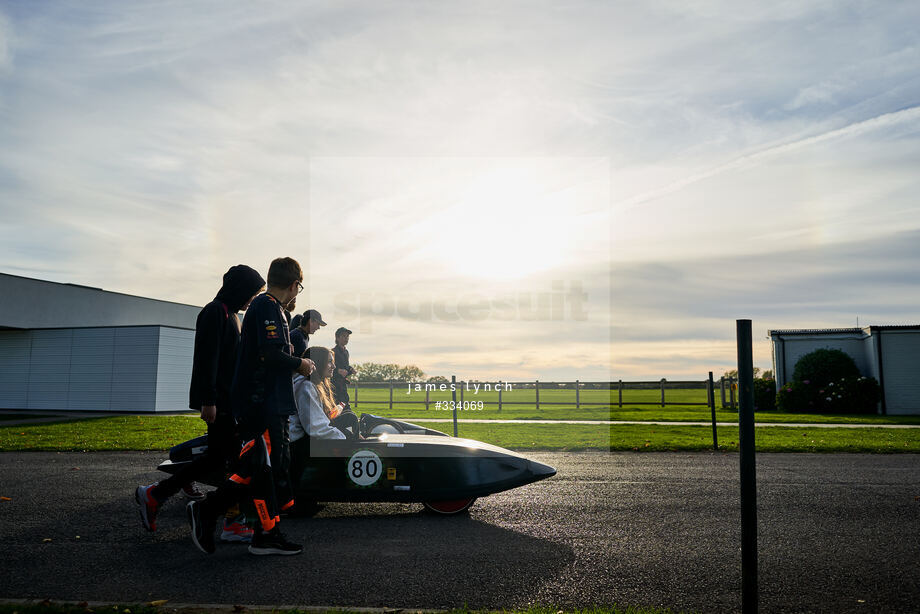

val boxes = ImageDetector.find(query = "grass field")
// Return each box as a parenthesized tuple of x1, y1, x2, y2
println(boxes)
(353, 384, 705, 408)
(345, 384, 920, 424)
(0, 603, 688, 614)
(1, 414, 919, 453)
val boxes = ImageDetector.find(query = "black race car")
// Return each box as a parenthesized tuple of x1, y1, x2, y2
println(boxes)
(158, 413, 556, 514)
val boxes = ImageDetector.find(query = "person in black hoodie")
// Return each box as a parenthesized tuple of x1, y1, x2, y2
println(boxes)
(135, 264, 265, 534)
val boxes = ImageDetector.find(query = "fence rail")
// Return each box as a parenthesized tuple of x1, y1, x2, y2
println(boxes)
(347, 377, 741, 411)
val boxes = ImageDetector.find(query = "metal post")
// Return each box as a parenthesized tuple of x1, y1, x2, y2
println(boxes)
(720, 376, 726, 408)
(451, 375, 458, 437)
(618, 379, 623, 408)
(389, 381, 393, 411)
(660, 378, 666, 407)
(730, 377, 736, 410)
(425, 385, 429, 411)
(535, 380, 540, 411)
(354, 382, 358, 408)
(737, 320, 758, 613)
(498, 382, 502, 412)
(460, 381, 464, 406)
(575, 380, 580, 410)
(709, 371, 718, 450)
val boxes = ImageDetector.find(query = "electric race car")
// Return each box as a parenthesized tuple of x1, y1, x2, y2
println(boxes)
(157, 413, 557, 515)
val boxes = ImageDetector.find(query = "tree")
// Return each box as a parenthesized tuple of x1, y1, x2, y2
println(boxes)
(723, 368, 763, 379)
(353, 362, 426, 382)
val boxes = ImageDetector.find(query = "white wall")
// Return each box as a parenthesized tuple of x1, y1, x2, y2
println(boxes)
(775, 333, 869, 385)
(0, 331, 31, 407)
(878, 330, 920, 415)
(0, 326, 193, 412)
(155, 327, 194, 411)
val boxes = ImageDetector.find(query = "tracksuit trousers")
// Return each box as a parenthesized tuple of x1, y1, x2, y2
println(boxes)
(201, 414, 294, 533)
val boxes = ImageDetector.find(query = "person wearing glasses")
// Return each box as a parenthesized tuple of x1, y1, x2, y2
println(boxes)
(188, 257, 314, 556)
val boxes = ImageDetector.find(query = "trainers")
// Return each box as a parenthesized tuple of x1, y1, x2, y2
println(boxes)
(135, 484, 159, 532)
(248, 528, 302, 556)
(187, 500, 216, 554)
(182, 482, 206, 501)
(221, 516, 254, 543)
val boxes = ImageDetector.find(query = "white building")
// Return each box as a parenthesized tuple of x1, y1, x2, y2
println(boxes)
(769, 326, 920, 415)
(0, 272, 200, 413)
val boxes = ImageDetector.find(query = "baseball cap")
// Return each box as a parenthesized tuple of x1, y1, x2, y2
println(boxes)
(304, 309, 326, 326)
(335, 326, 353, 336)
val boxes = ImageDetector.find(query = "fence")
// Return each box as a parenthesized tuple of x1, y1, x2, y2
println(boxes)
(347, 376, 741, 411)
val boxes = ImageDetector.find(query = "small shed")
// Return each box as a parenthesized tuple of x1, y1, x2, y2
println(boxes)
(769, 326, 920, 415)
(0, 272, 201, 413)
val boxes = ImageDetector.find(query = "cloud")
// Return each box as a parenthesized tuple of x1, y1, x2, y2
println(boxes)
(1, 1, 919, 381)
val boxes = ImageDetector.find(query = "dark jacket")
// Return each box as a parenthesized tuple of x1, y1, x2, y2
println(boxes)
(189, 265, 265, 411)
(290, 327, 308, 358)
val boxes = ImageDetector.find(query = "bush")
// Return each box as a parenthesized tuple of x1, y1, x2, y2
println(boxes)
(753, 377, 777, 410)
(776, 380, 814, 412)
(779, 349, 881, 414)
(812, 376, 881, 414)
(792, 348, 860, 386)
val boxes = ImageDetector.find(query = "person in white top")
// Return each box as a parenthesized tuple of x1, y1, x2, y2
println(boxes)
(290, 346, 358, 497)
(290, 347, 346, 443)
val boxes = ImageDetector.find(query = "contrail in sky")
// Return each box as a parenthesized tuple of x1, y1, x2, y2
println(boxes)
(613, 104, 920, 211)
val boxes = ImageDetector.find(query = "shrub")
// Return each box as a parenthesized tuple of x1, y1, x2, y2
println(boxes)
(812, 376, 881, 414)
(753, 377, 777, 410)
(792, 348, 860, 386)
(777, 380, 815, 412)
(779, 349, 881, 414)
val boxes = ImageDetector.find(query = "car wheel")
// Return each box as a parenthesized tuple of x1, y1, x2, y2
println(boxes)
(423, 498, 476, 515)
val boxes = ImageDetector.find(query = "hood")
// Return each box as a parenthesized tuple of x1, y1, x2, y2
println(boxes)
(215, 264, 265, 312)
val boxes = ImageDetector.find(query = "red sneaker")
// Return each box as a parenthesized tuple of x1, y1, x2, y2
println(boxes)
(220, 516, 254, 543)
(182, 482, 206, 501)
(135, 484, 159, 532)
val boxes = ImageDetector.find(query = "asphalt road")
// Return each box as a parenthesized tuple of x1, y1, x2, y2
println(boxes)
(1, 451, 918, 613)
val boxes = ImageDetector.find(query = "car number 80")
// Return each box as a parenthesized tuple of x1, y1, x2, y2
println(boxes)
(347, 450, 383, 486)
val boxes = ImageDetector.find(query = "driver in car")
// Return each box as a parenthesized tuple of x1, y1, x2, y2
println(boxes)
(289, 346, 362, 493)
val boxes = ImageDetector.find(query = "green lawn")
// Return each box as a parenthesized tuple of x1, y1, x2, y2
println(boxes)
(359, 403, 920, 425)
(343, 384, 920, 424)
(0, 604, 688, 614)
(355, 384, 706, 407)
(1, 415, 918, 453)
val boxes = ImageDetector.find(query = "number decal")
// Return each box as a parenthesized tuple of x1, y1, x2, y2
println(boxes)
(347, 450, 383, 486)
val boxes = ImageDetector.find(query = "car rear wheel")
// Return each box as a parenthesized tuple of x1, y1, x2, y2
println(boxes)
(423, 498, 477, 514)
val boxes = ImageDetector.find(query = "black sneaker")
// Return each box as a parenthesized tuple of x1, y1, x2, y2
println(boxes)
(187, 500, 216, 554)
(248, 528, 303, 556)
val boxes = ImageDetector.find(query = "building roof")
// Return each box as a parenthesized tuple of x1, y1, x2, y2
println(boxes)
(769, 325, 920, 336)
(0, 272, 200, 330)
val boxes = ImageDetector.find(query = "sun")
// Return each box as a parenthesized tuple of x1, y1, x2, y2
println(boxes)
(431, 165, 575, 280)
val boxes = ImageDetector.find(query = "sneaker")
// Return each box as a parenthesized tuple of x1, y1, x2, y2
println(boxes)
(220, 516, 254, 543)
(248, 528, 302, 556)
(182, 482, 206, 501)
(187, 500, 216, 554)
(135, 484, 159, 532)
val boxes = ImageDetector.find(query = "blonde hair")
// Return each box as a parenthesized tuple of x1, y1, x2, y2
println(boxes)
(306, 346, 338, 418)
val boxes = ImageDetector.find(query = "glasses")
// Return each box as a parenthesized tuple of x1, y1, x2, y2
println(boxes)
(295, 281, 304, 294)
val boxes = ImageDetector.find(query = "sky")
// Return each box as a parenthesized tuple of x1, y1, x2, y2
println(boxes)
(1, 1, 919, 382)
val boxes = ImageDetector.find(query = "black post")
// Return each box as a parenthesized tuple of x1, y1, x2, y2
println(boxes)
(451, 375, 458, 437)
(737, 320, 758, 613)
(709, 371, 718, 450)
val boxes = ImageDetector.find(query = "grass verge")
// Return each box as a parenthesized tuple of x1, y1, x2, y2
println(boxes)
(1, 416, 919, 453)
(0, 603, 689, 614)
(352, 404, 920, 425)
